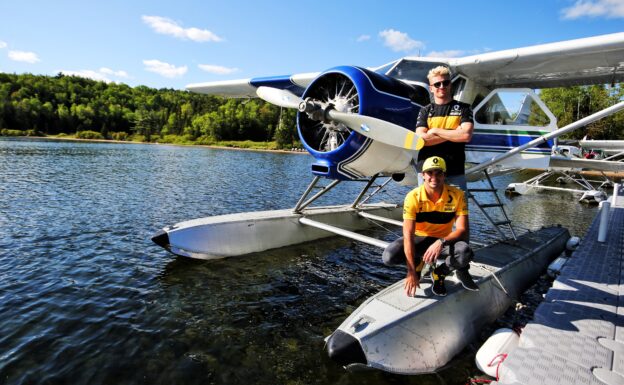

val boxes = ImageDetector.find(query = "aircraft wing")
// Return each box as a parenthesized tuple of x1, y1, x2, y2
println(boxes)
(186, 72, 319, 98)
(445, 32, 624, 89)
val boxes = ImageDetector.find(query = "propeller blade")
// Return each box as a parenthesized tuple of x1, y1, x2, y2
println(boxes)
(256, 86, 303, 109)
(259, 91, 424, 151)
(327, 110, 424, 151)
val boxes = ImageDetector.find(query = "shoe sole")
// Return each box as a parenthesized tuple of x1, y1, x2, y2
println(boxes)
(460, 283, 479, 291)
(455, 273, 480, 291)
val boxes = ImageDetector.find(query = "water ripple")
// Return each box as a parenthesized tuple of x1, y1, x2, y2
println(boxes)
(0, 138, 602, 385)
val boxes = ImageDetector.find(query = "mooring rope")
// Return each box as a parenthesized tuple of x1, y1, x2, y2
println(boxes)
(470, 262, 513, 299)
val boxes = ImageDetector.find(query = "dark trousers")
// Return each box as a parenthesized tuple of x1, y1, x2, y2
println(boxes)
(382, 236, 473, 273)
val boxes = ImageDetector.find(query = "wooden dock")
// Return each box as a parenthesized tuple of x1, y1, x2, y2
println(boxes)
(493, 189, 624, 385)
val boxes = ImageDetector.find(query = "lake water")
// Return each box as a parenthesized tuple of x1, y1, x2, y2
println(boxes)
(0, 138, 601, 385)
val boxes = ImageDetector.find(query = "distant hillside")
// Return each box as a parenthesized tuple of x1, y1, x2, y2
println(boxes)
(0, 72, 298, 148)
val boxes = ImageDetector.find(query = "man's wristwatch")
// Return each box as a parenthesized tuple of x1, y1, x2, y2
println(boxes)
(438, 238, 448, 247)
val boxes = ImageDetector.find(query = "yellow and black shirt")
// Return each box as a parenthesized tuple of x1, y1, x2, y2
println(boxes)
(416, 100, 473, 176)
(403, 184, 468, 238)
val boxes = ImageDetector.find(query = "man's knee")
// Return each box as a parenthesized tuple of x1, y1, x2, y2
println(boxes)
(449, 241, 473, 269)
(455, 241, 474, 265)
(382, 237, 406, 265)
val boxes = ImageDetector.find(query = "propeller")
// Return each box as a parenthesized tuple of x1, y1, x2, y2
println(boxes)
(256, 86, 424, 151)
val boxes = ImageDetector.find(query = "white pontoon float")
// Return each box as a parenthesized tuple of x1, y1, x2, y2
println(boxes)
(325, 226, 569, 374)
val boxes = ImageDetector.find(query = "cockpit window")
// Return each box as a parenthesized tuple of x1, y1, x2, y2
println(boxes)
(475, 91, 552, 127)
(386, 60, 448, 84)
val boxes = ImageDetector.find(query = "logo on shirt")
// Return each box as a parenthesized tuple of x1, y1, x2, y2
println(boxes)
(442, 194, 455, 211)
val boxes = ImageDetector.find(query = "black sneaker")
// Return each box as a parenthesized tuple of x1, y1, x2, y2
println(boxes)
(431, 270, 447, 296)
(456, 269, 479, 291)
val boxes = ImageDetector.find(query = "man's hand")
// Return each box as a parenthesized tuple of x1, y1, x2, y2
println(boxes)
(422, 240, 442, 264)
(404, 271, 421, 297)
(427, 128, 441, 136)
(415, 127, 446, 147)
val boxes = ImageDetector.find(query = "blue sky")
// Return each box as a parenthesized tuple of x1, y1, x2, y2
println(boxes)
(0, 0, 622, 90)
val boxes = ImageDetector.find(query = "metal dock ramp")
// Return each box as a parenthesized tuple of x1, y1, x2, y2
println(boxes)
(494, 192, 624, 385)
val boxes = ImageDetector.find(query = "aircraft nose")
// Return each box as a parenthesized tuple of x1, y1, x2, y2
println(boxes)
(151, 230, 170, 249)
(326, 330, 367, 367)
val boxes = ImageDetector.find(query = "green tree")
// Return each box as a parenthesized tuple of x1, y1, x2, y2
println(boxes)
(540, 85, 623, 140)
(274, 108, 298, 148)
(133, 108, 160, 142)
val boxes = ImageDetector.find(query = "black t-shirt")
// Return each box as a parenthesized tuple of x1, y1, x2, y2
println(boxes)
(415, 100, 473, 176)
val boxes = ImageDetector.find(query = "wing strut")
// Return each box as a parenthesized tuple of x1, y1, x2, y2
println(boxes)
(299, 217, 390, 249)
(293, 176, 342, 213)
(357, 212, 403, 227)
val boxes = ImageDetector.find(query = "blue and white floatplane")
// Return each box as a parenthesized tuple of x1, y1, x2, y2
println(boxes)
(152, 33, 624, 374)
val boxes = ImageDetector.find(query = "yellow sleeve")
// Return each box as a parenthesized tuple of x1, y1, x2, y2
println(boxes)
(403, 189, 418, 220)
(457, 190, 468, 216)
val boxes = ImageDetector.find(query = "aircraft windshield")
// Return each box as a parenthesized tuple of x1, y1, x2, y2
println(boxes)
(372, 60, 399, 75)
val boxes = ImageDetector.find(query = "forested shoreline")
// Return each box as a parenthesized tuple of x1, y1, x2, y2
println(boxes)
(0, 72, 299, 149)
(0, 72, 621, 149)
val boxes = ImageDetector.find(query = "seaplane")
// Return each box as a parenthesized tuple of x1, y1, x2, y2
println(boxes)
(506, 138, 624, 203)
(151, 32, 624, 375)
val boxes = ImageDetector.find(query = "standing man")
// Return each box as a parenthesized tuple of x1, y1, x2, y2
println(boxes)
(382, 156, 478, 297)
(416, 66, 474, 190)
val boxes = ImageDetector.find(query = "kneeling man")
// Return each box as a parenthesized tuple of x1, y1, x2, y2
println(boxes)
(383, 156, 478, 297)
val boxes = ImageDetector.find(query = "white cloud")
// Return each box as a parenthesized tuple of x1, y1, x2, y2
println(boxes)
(198, 64, 239, 75)
(561, 0, 624, 19)
(426, 50, 466, 58)
(100, 67, 129, 78)
(0, 41, 7, 49)
(143, 59, 188, 78)
(379, 29, 424, 53)
(356, 34, 371, 42)
(142, 15, 223, 42)
(8, 50, 40, 64)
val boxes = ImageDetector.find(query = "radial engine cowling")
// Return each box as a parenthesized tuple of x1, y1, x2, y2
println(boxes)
(297, 66, 429, 180)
